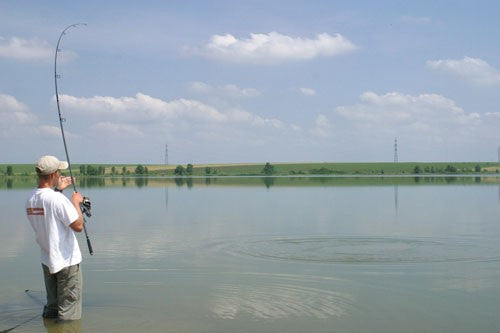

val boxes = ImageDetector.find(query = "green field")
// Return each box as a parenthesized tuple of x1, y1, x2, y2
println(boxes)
(1, 161, 499, 177)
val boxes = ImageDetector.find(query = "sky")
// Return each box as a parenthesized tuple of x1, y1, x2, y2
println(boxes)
(1, 0, 499, 164)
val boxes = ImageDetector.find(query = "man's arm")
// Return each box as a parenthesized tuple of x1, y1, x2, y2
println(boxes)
(69, 192, 84, 232)
(56, 177, 84, 232)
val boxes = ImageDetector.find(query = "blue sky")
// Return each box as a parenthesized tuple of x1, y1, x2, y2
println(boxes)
(1, 1, 499, 164)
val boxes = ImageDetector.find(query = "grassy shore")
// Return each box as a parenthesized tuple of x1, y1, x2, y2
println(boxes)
(1, 161, 499, 177)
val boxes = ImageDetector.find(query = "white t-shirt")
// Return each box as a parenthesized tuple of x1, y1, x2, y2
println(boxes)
(26, 188, 82, 274)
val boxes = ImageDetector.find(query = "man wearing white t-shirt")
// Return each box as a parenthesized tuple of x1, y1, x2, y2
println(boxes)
(26, 155, 84, 321)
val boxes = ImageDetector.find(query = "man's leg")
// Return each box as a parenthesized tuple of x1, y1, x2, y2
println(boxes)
(42, 264, 58, 318)
(57, 264, 82, 321)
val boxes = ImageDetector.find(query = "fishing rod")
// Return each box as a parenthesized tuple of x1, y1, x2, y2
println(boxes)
(54, 23, 94, 255)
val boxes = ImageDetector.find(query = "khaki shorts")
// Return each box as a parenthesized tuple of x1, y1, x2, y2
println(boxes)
(42, 263, 82, 320)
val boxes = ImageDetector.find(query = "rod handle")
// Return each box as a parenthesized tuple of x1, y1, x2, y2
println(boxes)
(82, 221, 94, 255)
(86, 236, 94, 255)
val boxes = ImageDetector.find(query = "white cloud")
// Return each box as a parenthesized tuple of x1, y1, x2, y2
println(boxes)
(300, 87, 316, 96)
(310, 114, 331, 139)
(0, 94, 29, 113)
(222, 84, 261, 98)
(0, 94, 37, 133)
(483, 112, 500, 130)
(310, 91, 500, 161)
(188, 81, 261, 98)
(194, 32, 357, 64)
(59, 93, 226, 123)
(427, 57, 500, 85)
(36, 125, 62, 138)
(91, 122, 144, 136)
(188, 81, 211, 94)
(0, 36, 53, 61)
(0, 94, 80, 143)
(485, 112, 500, 118)
(335, 91, 481, 141)
(226, 108, 284, 129)
(58, 93, 286, 132)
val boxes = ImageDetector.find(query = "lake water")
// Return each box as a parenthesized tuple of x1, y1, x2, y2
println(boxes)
(1, 176, 500, 332)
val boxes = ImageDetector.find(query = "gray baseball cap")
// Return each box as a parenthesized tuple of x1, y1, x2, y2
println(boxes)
(36, 156, 69, 175)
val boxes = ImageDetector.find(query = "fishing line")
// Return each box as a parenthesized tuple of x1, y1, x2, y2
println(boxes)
(54, 23, 94, 255)
(0, 314, 38, 333)
(0, 290, 44, 333)
(24, 289, 44, 306)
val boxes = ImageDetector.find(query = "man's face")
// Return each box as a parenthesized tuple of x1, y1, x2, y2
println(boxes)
(51, 170, 60, 187)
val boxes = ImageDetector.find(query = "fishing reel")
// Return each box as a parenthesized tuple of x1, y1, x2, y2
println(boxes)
(80, 196, 92, 218)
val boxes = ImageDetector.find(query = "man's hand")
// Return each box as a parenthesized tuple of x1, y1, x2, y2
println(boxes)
(71, 191, 84, 206)
(69, 191, 85, 232)
(57, 176, 74, 191)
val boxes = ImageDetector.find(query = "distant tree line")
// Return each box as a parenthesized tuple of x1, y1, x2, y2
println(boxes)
(307, 167, 345, 175)
(262, 162, 275, 175)
(0, 166, 16, 176)
(204, 166, 217, 175)
(79, 165, 105, 176)
(413, 164, 483, 174)
(78, 164, 149, 176)
(1, 162, 496, 178)
(134, 165, 148, 175)
(174, 164, 193, 176)
(173, 162, 279, 176)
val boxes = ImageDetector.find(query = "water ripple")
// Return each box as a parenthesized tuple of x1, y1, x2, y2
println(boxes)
(215, 236, 500, 264)
(211, 282, 353, 320)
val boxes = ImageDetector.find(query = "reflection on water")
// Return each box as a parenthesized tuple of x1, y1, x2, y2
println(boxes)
(79, 177, 105, 188)
(211, 282, 353, 319)
(394, 185, 398, 213)
(2, 175, 500, 191)
(135, 177, 148, 188)
(43, 318, 82, 333)
(262, 177, 274, 188)
(164, 187, 169, 211)
(1, 177, 500, 332)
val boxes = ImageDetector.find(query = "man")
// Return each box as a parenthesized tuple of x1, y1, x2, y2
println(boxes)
(26, 155, 85, 321)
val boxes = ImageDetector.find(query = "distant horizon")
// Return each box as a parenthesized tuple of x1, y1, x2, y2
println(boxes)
(2, 160, 500, 166)
(2, 155, 500, 165)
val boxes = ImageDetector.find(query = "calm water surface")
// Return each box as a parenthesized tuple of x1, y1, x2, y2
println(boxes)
(1, 176, 500, 332)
